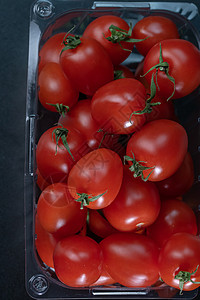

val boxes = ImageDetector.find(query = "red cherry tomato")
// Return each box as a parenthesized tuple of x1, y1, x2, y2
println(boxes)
(91, 78, 147, 134)
(53, 235, 103, 287)
(100, 233, 159, 287)
(38, 62, 78, 112)
(132, 16, 179, 56)
(36, 125, 86, 183)
(143, 39, 200, 99)
(37, 183, 87, 238)
(67, 148, 123, 209)
(83, 15, 135, 65)
(38, 32, 67, 73)
(88, 209, 118, 238)
(60, 37, 114, 96)
(156, 152, 194, 198)
(58, 99, 120, 150)
(159, 233, 200, 292)
(147, 198, 197, 248)
(103, 166, 160, 231)
(126, 119, 188, 181)
(35, 213, 59, 269)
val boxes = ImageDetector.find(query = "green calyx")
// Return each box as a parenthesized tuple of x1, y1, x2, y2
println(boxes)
(114, 70, 124, 80)
(142, 43, 175, 101)
(105, 23, 147, 51)
(124, 152, 155, 182)
(129, 73, 161, 121)
(75, 190, 108, 209)
(175, 265, 200, 295)
(52, 124, 74, 161)
(47, 103, 69, 117)
(61, 32, 81, 54)
(97, 129, 114, 149)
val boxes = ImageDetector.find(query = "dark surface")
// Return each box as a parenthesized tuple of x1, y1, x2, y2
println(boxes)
(0, 0, 200, 300)
(0, 1, 34, 299)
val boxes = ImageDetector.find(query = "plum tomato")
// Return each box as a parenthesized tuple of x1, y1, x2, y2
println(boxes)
(143, 39, 200, 100)
(91, 78, 147, 135)
(67, 148, 123, 209)
(126, 119, 188, 181)
(159, 233, 200, 293)
(103, 166, 160, 232)
(38, 62, 78, 112)
(53, 235, 103, 287)
(82, 15, 135, 65)
(38, 32, 67, 73)
(60, 36, 114, 96)
(37, 183, 87, 238)
(100, 233, 160, 287)
(147, 198, 197, 248)
(36, 124, 87, 184)
(132, 16, 179, 56)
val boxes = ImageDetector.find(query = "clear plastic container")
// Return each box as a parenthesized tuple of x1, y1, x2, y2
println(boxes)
(24, 0, 200, 298)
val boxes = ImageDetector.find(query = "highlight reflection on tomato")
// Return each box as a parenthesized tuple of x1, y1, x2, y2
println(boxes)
(53, 235, 103, 287)
(68, 148, 123, 209)
(100, 233, 160, 287)
(103, 166, 160, 231)
(37, 183, 87, 238)
(126, 119, 188, 181)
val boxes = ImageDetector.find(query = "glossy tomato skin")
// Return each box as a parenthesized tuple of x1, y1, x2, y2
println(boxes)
(83, 15, 134, 65)
(132, 16, 179, 56)
(88, 209, 118, 238)
(103, 166, 160, 231)
(38, 62, 78, 112)
(58, 99, 120, 150)
(126, 119, 188, 181)
(67, 148, 123, 209)
(91, 78, 147, 134)
(143, 39, 200, 99)
(36, 125, 86, 184)
(37, 183, 87, 238)
(156, 152, 194, 198)
(53, 235, 103, 287)
(60, 37, 114, 96)
(90, 262, 116, 286)
(147, 199, 197, 248)
(159, 233, 200, 291)
(38, 32, 66, 73)
(100, 233, 159, 287)
(35, 213, 59, 269)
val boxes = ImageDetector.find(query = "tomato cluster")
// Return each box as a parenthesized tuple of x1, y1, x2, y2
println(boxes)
(35, 14, 200, 295)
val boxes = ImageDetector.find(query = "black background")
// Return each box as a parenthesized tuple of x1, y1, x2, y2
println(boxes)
(1, 0, 35, 299)
(0, 0, 200, 299)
